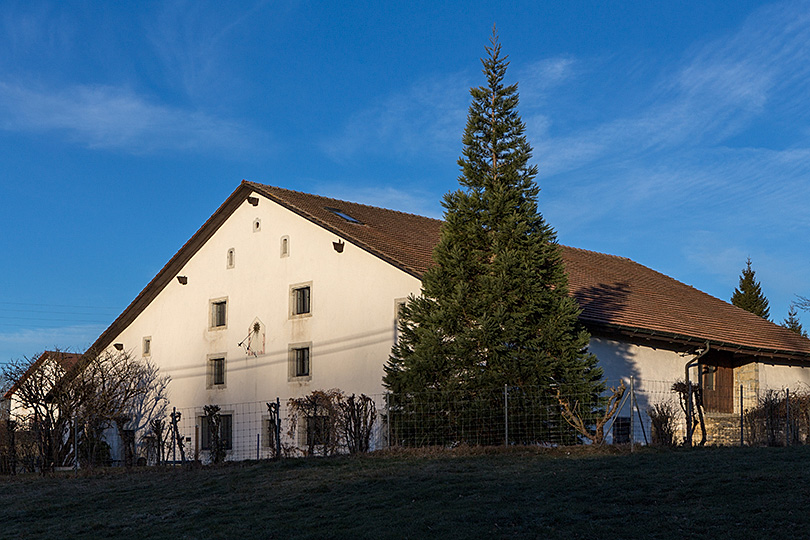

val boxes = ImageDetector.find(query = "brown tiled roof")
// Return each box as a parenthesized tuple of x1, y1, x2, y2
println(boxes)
(247, 182, 810, 360)
(246, 182, 441, 278)
(82, 181, 810, 365)
(3, 351, 81, 400)
(561, 247, 810, 359)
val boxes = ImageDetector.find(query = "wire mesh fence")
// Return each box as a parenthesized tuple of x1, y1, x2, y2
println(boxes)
(4, 376, 810, 471)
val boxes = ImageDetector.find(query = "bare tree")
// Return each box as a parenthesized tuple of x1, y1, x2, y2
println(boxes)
(556, 381, 626, 445)
(2, 349, 169, 470)
(70, 350, 170, 467)
(1, 351, 80, 472)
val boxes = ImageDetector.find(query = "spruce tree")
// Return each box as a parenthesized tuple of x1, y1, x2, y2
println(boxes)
(731, 258, 770, 319)
(384, 32, 602, 444)
(782, 305, 806, 337)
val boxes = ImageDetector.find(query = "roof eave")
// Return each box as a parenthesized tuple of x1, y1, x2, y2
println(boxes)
(586, 320, 810, 363)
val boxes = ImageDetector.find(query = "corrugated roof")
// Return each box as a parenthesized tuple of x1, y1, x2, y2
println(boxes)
(80, 181, 810, 364)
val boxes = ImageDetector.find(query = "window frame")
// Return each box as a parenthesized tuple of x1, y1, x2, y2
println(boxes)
(288, 342, 312, 381)
(394, 298, 407, 344)
(207, 354, 227, 389)
(289, 282, 312, 318)
(210, 297, 228, 330)
(199, 413, 233, 451)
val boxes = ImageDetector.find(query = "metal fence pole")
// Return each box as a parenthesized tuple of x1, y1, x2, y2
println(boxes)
(786, 388, 791, 446)
(257, 433, 260, 460)
(630, 376, 635, 452)
(385, 393, 390, 449)
(740, 384, 744, 446)
(171, 407, 177, 465)
(74, 416, 78, 475)
(504, 384, 509, 447)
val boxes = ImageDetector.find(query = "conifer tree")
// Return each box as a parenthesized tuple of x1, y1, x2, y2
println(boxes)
(384, 32, 603, 444)
(782, 305, 806, 337)
(731, 258, 770, 319)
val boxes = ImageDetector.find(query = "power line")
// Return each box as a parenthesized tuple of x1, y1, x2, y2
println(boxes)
(0, 301, 119, 311)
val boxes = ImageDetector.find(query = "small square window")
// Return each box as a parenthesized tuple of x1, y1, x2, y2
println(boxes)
(207, 356, 226, 388)
(142, 337, 151, 357)
(288, 344, 312, 380)
(291, 285, 311, 316)
(613, 417, 631, 444)
(210, 299, 227, 329)
(200, 414, 233, 450)
(294, 347, 309, 377)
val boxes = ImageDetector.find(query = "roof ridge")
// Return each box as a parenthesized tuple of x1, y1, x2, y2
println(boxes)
(244, 180, 444, 223)
(560, 244, 634, 262)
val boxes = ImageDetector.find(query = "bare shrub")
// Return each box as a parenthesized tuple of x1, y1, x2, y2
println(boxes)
(672, 380, 705, 446)
(744, 388, 810, 446)
(287, 390, 343, 457)
(648, 401, 678, 447)
(203, 405, 227, 464)
(340, 394, 377, 454)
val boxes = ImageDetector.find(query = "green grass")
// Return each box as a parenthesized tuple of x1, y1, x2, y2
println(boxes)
(1, 445, 809, 539)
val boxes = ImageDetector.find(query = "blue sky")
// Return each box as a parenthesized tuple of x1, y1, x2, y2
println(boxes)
(2, 0, 810, 364)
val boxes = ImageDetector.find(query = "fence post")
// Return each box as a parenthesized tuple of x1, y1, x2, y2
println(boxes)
(74, 416, 78, 475)
(786, 388, 791, 446)
(275, 397, 281, 459)
(739, 384, 744, 447)
(630, 376, 635, 452)
(504, 384, 509, 447)
(257, 433, 260, 460)
(385, 393, 391, 449)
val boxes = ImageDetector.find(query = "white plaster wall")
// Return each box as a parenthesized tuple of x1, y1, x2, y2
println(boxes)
(108, 191, 421, 415)
(759, 363, 810, 392)
(589, 336, 691, 443)
(589, 336, 688, 388)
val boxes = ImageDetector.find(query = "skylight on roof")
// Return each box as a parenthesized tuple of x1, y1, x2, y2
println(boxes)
(325, 207, 362, 224)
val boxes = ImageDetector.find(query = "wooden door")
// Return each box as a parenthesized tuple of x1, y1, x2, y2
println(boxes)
(701, 356, 734, 413)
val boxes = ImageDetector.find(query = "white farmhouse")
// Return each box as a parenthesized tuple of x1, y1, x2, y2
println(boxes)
(77, 181, 810, 455)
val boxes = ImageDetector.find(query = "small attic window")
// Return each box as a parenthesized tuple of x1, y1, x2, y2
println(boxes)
(253, 218, 261, 232)
(325, 207, 362, 224)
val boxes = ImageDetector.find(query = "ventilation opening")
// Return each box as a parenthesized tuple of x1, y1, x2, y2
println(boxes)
(253, 218, 261, 232)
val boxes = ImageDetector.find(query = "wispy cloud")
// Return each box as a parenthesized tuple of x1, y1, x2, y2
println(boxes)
(535, 1, 810, 214)
(0, 80, 268, 154)
(313, 183, 444, 219)
(323, 55, 582, 164)
(321, 73, 471, 162)
(0, 324, 103, 363)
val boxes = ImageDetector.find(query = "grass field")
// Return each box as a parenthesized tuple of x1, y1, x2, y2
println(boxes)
(1, 445, 809, 539)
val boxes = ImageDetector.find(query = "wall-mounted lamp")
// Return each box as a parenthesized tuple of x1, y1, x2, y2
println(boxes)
(247, 196, 259, 206)
(333, 240, 345, 253)
(177, 275, 188, 285)
(114, 343, 124, 351)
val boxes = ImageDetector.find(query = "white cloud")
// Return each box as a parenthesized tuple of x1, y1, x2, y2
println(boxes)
(0, 80, 267, 154)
